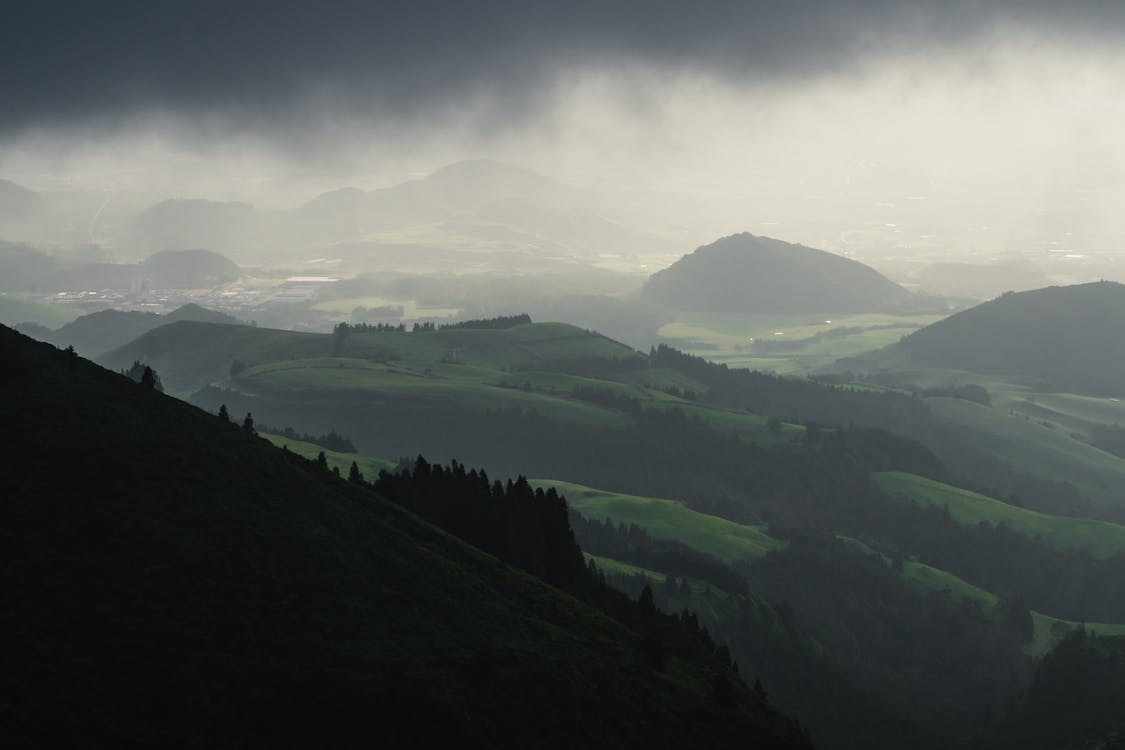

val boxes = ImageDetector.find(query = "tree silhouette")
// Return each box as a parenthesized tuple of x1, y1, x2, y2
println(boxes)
(241, 412, 255, 433)
(122, 360, 163, 391)
(218, 404, 230, 422)
(348, 461, 363, 484)
(639, 584, 656, 617)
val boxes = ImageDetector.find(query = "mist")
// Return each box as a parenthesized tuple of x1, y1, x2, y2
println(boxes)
(4, 19, 1125, 271)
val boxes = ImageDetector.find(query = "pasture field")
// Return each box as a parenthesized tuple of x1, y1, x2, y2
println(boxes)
(238, 357, 631, 429)
(535, 479, 785, 563)
(657, 311, 944, 373)
(873, 471, 1125, 559)
(344, 322, 636, 369)
(991, 390, 1125, 440)
(227, 322, 798, 440)
(260, 432, 396, 478)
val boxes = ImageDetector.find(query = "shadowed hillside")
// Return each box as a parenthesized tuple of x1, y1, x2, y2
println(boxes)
(846, 281, 1125, 396)
(43, 302, 240, 357)
(0, 324, 810, 749)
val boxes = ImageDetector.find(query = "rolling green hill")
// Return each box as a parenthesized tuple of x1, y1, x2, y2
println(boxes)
(873, 471, 1125, 558)
(100, 319, 640, 397)
(847, 281, 1125, 396)
(0, 323, 810, 748)
(643, 233, 912, 314)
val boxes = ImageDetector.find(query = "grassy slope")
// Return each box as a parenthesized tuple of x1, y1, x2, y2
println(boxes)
(873, 471, 1125, 559)
(536, 480, 785, 563)
(927, 396, 1125, 508)
(1, 325, 807, 749)
(837, 537, 1125, 657)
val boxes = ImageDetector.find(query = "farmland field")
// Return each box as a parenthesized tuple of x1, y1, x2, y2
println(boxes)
(657, 311, 945, 373)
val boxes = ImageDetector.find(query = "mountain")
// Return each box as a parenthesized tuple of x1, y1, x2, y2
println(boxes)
(845, 281, 1125, 396)
(303, 159, 594, 222)
(46, 303, 240, 357)
(298, 159, 647, 257)
(642, 233, 913, 313)
(124, 198, 259, 254)
(0, 324, 810, 748)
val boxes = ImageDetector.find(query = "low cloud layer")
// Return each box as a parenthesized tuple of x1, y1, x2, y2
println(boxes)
(4, 1, 1124, 137)
(5, 1, 1125, 260)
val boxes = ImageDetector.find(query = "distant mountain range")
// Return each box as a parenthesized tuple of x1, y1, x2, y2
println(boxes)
(844, 281, 1125, 395)
(642, 233, 913, 314)
(113, 159, 671, 264)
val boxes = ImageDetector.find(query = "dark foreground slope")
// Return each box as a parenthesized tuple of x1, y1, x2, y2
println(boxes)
(0, 326, 807, 749)
(996, 632, 1125, 750)
(642, 233, 911, 313)
(846, 282, 1125, 395)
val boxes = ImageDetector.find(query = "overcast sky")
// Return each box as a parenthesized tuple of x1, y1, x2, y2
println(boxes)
(4, 1, 1125, 256)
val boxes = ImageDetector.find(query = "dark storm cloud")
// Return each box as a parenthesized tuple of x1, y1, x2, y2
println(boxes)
(2, 0, 1122, 135)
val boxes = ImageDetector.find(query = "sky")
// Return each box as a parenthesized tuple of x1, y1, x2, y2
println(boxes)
(4, 1, 1125, 257)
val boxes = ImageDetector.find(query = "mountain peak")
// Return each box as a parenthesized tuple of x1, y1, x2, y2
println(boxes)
(643, 232, 911, 314)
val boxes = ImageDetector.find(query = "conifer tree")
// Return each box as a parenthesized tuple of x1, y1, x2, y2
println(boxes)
(218, 404, 230, 422)
(242, 412, 255, 433)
